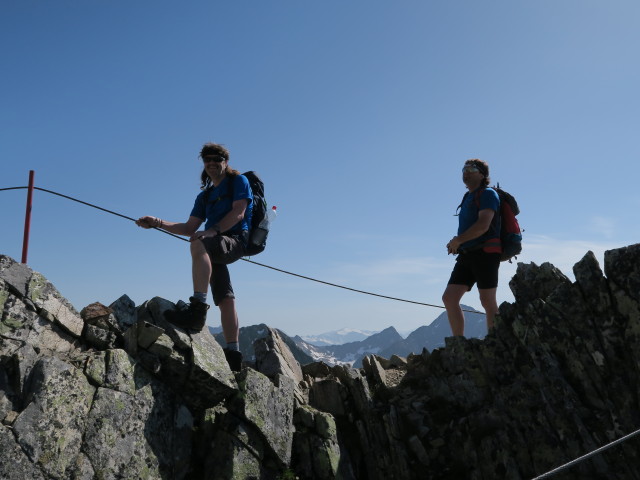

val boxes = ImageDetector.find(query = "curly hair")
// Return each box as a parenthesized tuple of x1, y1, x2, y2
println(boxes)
(199, 142, 240, 190)
(465, 159, 490, 186)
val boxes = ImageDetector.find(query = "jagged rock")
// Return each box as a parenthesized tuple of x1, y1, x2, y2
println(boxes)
(0, 258, 84, 338)
(204, 428, 263, 480)
(80, 302, 113, 327)
(81, 371, 194, 479)
(309, 376, 348, 417)
(136, 319, 165, 349)
(389, 354, 407, 367)
(254, 326, 304, 384)
(293, 405, 343, 479)
(0, 424, 46, 480)
(302, 361, 332, 379)
(84, 323, 117, 350)
(254, 326, 307, 404)
(362, 354, 387, 385)
(508, 260, 572, 304)
(604, 244, 640, 304)
(109, 295, 138, 355)
(12, 356, 95, 478)
(4, 244, 640, 479)
(108, 294, 137, 329)
(199, 404, 271, 479)
(0, 255, 84, 348)
(229, 368, 295, 467)
(147, 333, 174, 357)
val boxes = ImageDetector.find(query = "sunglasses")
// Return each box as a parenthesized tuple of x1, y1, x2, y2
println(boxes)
(203, 155, 226, 163)
(462, 166, 480, 173)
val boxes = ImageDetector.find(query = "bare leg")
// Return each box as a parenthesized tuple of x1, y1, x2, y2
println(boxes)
(190, 240, 211, 294)
(479, 287, 498, 330)
(442, 284, 469, 336)
(219, 297, 239, 344)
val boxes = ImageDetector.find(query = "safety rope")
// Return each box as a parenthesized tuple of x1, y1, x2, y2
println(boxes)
(531, 426, 640, 479)
(6, 185, 640, 474)
(2, 185, 472, 312)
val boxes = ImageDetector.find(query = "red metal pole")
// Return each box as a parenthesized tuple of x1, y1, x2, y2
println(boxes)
(21, 170, 35, 264)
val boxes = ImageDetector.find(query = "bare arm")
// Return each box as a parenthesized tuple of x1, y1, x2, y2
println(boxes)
(216, 198, 249, 233)
(447, 208, 495, 254)
(187, 198, 249, 242)
(136, 215, 203, 237)
(137, 198, 248, 241)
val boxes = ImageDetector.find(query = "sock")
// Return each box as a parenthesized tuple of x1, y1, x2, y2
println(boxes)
(192, 292, 207, 304)
(226, 342, 240, 352)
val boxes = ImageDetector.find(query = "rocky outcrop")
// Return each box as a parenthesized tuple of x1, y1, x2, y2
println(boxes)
(0, 255, 285, 479)
(3, 244, 640, 479)
(212, 323, 314, 366)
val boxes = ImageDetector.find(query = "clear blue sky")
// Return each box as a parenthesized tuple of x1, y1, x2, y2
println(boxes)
(2, 1, 639, 337)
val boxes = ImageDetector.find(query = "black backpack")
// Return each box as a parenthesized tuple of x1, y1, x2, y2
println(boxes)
(202, 171, 269, 256)
(241, 171, 268, 256)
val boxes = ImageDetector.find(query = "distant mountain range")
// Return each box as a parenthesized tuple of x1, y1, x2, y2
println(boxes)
(292, 327, 403, 366)
(300, 328, 380, 346)
(209, 305, 487, 368)
(374, 307, 486, 362)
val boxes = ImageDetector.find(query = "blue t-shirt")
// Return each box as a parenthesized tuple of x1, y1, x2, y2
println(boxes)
(190, 174, 253, 233)
(458, 187, 500, 250)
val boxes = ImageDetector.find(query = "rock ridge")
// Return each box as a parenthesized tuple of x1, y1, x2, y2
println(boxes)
(2, 245, 640, 479)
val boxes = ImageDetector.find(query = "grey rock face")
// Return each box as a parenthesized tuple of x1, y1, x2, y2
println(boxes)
(4, 244, 640, 479)
(229, 369, 295, 466)
(254, 326, 304, 384)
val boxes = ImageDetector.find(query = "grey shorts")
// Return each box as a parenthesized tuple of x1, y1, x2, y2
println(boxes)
(200, 232, 247, 306)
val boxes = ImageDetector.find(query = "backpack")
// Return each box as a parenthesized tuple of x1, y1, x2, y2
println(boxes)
(241, 171, 268, 256)
(458, 184, 522, 262)
(202, 171, 269, 256)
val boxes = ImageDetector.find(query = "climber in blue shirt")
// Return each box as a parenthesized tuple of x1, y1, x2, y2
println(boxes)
(136, 142, 252, 371)
(443, 159, 501, 337)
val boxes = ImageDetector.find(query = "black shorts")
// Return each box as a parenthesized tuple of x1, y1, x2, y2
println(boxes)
(200, 232, 247, 306)
(448, 250, 501, 290)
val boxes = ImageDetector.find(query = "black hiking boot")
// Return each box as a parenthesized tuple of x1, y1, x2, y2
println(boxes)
(224, 348, 243, 372)
(165, 297, 209, 331)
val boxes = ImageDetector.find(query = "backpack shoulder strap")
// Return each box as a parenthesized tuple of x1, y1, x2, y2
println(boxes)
(202, 186, 213, 204)
(467, 186, 486, 211)
(455, 192, 469, 216)
(473, 187, 486, 208)
(202, 173, 238, 205)
(227, 172, 237, 201)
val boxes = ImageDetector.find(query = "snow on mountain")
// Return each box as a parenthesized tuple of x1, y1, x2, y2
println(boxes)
(207, 305, 487, 368)
(301, 328, 380, 346)
(294, 327, 403, 367)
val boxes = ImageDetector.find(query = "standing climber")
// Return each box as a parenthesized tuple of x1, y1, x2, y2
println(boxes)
(442, 159, 501, 336)
(136, 142, 253, 371)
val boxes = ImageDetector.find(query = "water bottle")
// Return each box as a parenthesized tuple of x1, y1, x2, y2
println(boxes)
(260, 205, 278, 231)
(252, 205, 277, 245)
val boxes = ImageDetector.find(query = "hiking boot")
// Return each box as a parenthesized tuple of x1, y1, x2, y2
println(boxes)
(224, 348, 243, 372)
(165, 297, 209, 331)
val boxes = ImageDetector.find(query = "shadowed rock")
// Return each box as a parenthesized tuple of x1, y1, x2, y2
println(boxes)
(3, 245, 640, 479)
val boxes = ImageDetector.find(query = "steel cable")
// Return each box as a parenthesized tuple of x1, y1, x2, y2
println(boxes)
(3, 185, 470, 311)
(7, 185, 640, 473)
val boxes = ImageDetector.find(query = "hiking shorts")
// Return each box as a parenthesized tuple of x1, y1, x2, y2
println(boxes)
(448, 250, 501, 290)
(200, 232, 247, 306)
